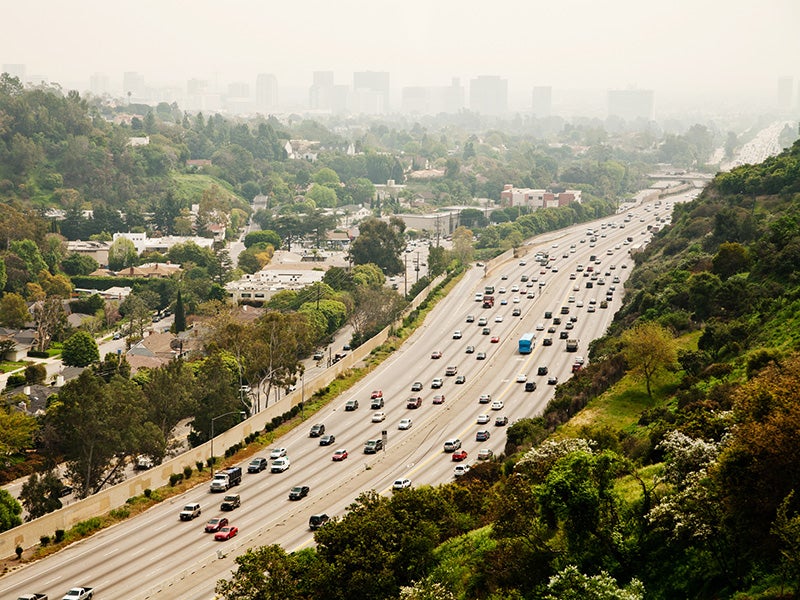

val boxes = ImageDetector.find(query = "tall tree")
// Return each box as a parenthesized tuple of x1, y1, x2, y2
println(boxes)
(173, 289, 187, 333)
(620, 322, 677, 398)
(61, 330, 100, 367)
(0, 292, 30, 328)
(143, 359, 197, 458)
(19, 471, 63, 520)
(0, 489, 22, 532)
(215, 545, 304, 600)
(32, 297, 67, 352)
(349, 217, 406, 275)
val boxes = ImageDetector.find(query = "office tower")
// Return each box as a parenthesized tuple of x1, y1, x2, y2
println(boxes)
(2, 63, 25, 80)
(532, 86, 552, 117)
(443, 78, 465, 113)
(469, 75, 508, 115)
(310, 71, 335, 111)
(123, 71, 146, 101)
(256, 73, 278, 111)
(353, 71, 390, 113)
(89, 72, 110, 95)
(777, 77, 794, 111)
(607, 89, 655, 121)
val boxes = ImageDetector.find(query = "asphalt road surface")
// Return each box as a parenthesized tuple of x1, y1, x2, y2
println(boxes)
(1, 191, 694, 600)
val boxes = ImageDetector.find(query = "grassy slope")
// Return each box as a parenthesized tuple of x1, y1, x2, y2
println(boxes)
(170, 173, 242, 205)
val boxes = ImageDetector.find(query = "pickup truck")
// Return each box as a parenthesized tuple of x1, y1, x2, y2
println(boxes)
(62, 588, 93, 600)
(17, 594, 48, 600)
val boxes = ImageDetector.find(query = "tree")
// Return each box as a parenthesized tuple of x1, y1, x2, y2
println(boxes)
(620, 322, 677, 398)
(243, 230, 281, 249)
(347, 177, 375, 205)
(32, 297, 67, 352)
(352, 263, 385, 288)
(9, 239, 47, 277)
(19, 471, 63, 520)
(348, 286, 406, 344)
(215, 545, 303, 600)
(61, 252, 99, 276)
(306, 183, 338, 208)
(451, 226, 474, 265)
(62, 330, 100, 367)
(0, 409, 38, 463)
(173, 289, 187, 333)
(349, 217, 406, 276)
(427, 245, 448, 277)
(0, 489, 22, 532)
(119, 293, 152, 339)
(107, 237, 139, 271)
(143, 359, 197, 457)
(24, 363, 46, 384)
(545, 565, 645, 600)
(0, 292, 30, 328)
(712, 242, 751, 279)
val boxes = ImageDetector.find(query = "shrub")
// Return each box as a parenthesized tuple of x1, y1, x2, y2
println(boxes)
(27, 350, 50, 359)
(110, 507, 130, 519)
(15, 545, 23, 559)
(169, 473, 183, 486)
(40, 535, 50, 546)
(195, 461, 204, 472)
(183, 466, 192, 479)
(144, 488, 152, 498)
(73, 517, 102, 537)
(25, 363, 47, 384)
(54, 529, 65, 542)
(6, 373, 26, 388)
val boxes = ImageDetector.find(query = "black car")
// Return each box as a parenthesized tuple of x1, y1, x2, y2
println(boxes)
(309, 513, 329, 530)
(289, 485, 310, 501)
(494, 416, 509, 426)
(309, 423, 325, 437)
(411, 381, 423, 391)
(537, 366, 548, 375)
(319, 434, 336, 446)
(247, 457, 268, 473)
(560, 331, 569, 339)
(525, 381, 537, 392)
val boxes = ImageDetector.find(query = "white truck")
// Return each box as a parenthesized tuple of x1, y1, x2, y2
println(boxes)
(17, 594, 48, 600)
(62, 588, 93, 600)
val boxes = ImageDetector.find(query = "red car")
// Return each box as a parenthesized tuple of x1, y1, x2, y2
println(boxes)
(214, 525, 238, 541)
(451, 449, 468, 462)
(204, 517, 229, 533)
(432, 394, 445, 404)
(490, 336, 500, 343)
(430, 350, 442, 359)
(332, 449, 348, 461)
(370, 390, 383, 399)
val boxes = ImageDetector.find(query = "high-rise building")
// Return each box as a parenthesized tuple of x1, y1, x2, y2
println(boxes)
(255, 73, 278, 112)
(353, 71, 390, 113)
(469, 76, 508, 115)
(531, 86, 552, 117)
(2, 63, 25, 81)
(400, 78, 465, 115)
(777, 77, 794, 111)
(89, 72, 110, 96)
(443, 78, 465, 113)
(123, 71, 146, 102)
(309, 71, 335, 111)
(607, 89, 655, 121)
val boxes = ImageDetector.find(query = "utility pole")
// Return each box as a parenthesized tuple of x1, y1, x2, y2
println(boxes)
(415, 251, 420, 283)
(404, 253, 408, 296)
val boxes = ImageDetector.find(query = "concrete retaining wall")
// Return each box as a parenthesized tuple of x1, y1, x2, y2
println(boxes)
(0, 273, 446, 558)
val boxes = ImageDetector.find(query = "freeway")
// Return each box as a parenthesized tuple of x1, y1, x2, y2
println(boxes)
(1, 191, 692, 600)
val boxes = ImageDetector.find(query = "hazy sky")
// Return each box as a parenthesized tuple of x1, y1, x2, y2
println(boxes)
(4, 0, 799, 102)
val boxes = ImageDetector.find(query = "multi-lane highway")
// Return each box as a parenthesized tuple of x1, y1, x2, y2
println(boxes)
(2, 192, 688, 600)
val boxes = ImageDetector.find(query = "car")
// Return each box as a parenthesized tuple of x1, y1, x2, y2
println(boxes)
(271, 457, 291, 472)
(548, 375, 559, 385)
(589, 298, 597, 304)
(319, 434, 336, 446)
(560, 331, 569, 339)
(180, 502, 202, 520)
(513, 296, 520, 303)
(575, 355, 585, 365)
(454, 464, 471, 477)
(313, 350, 325, 360)
(482, 327, 491, 335)
(495, 415, 509, 426)
(525, 381, 537, 392)
(430, 350, 442, 359)
(205, 517, 229, 533)
(466, 314, 475, 323)
(345, 399, 359, 411)
(576, 300, 584, 307)
(332, 448, 348, 461)
(495, 315, 504, 322)
(476, 429, 491, 441)
(511, 285, 520, 292)
(547, 326, 556, 333)
(220, 494, 241, 511)
(431, 377, 444, 388)
(289, 485, 310, 501)
(587, 305, 596, 312)
(411, 381, 423, 391)
(465, 345, 475, 354)
(309, 513, 330, 530)
(432, 394, 445, 404)
(479, 393, 492, 403)
(501, 274, 508, 280)
(475, 292, 484, 302)
(398, 418, 413, 430)
(512, 307, 521, 316)
(309, 424, 325, 437)
(393, 478, 412, 490)
(542, 337, 553, 346)
(516, 373, 527, 382)
(370, 389, 383, 399)
(490, 336, 500, 343)
(565, 321, 574, 330)
(364, 439, 383, 453)
(215, 525, 239, 541)
(248, 457, 268, 473)
(600, 300, 608, 308)
(269, 447, 287, 459)
(527, 292, 536, 299)
(478, 317, 488, 326)
(477, 414, 491, 424)
(451, 449, 468, 462)
(453, 330, 463, 339)
(500, 299, 508, 305)
(535, 323, 544, 331)
(498, 287, 506, 294)
(445, 365, 458, 376)
(370, 396, 384, 409)
(407, 396, 422, 409)
(491, 400, 504, 410)
(537, 366, 549, 375)
(478, 448, 494, 460)
(372, 411, 386, 422)
(113, 331, 122, 340)
(476, 352, 487, 360)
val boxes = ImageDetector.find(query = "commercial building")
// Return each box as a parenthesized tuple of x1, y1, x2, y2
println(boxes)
(500, 185, 582, 209)
(531, 86, 552, 117)
(469, 76, 508, 115)
(255, 73, 278, 112)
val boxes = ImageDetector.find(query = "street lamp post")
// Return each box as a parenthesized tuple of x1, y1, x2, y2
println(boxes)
(210, 411, 246, 478)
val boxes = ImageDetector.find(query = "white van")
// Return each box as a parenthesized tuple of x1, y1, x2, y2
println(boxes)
(443, 439, 462, 453)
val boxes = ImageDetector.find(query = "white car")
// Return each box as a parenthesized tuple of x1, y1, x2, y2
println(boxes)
(511, 285, 520, 292)
(453, 330, 462, 339)
(476, 414, 491, 424)
(576, 300, 584, 307)
(516, 373, 527, 382)
(478, 448, 494, 460)
(372, 411, 386, 422)
(535, 323, 544, 331)
(393, 478, 412, 489)
(498, 287, 507, 294)
(513, 297, 520, 303)
(454, 464, 470, 477)
(398, 418, 413, 430)
(474, 293, 483, 302)
(495, 315, 503, 322)
(269, 448, 287, 459)
(491, 400, 504, 410)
